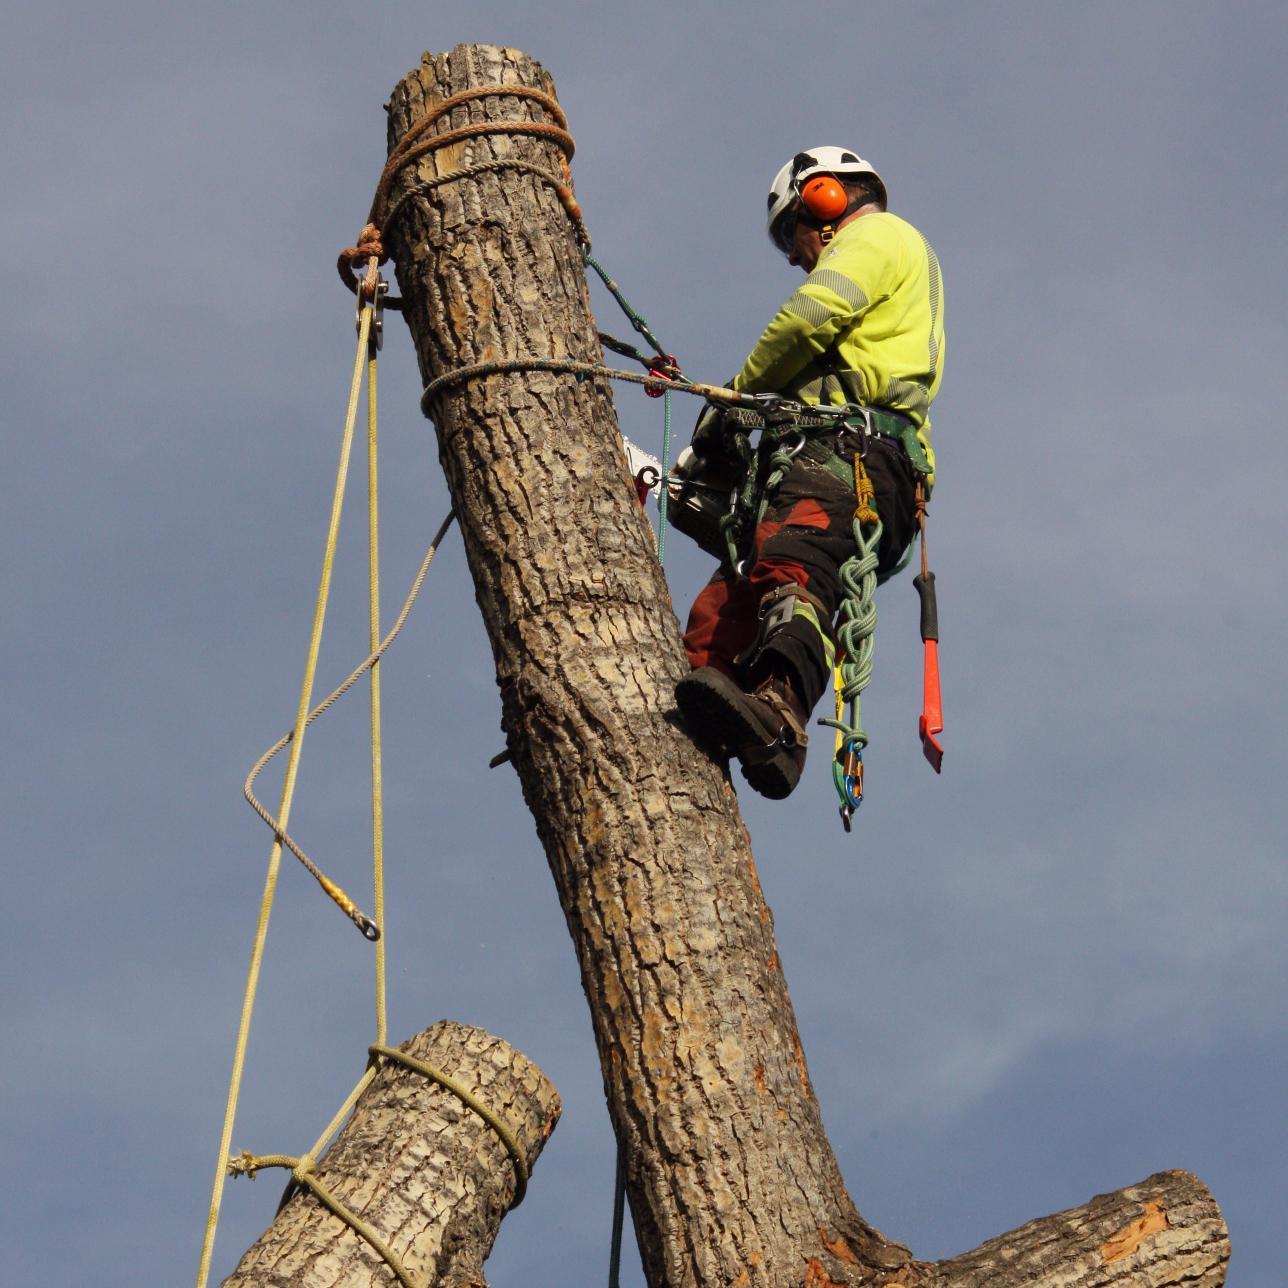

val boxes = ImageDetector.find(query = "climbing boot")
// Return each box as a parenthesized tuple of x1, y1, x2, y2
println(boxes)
(675, 667, 809, 800)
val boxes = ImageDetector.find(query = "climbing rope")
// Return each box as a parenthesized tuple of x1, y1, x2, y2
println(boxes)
(608, 1151, 627, 1288)
(366, 324, 388, 1041)
(819, 455, 884, 831)
(241, 506, 456, 941)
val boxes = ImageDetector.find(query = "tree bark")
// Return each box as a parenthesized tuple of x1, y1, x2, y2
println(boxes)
(380, 42, 1230, 1288)
(220, 1022, 559, 1288)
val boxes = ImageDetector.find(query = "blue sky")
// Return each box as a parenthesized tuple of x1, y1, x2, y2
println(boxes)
(2, 3, 1285, 1285)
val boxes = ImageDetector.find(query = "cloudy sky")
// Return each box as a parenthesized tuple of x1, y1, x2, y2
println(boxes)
(3, 3, 1284, 1285)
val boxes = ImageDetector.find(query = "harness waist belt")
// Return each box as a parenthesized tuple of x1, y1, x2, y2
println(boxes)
(794, 405, 908, 472)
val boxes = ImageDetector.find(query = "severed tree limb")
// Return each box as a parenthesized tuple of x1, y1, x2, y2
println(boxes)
(927, 1168, 1229, 1288)
(219, 1022, 559, 1288)
(377, 41, 1229, 1288)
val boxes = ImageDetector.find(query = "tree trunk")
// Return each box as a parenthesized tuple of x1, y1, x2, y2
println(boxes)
(220, 1022, 559, 1288)
(379, 42, 1230, 1288)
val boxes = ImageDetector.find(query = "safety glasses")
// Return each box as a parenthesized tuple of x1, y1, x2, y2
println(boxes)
(772, 207, 798, 256)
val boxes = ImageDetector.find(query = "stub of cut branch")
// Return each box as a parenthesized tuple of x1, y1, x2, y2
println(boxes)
(218, 1021, 560, 1288)
(928, 1168, 1228, 1288)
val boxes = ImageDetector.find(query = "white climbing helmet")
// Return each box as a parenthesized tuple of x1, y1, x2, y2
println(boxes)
(766, 146, 887, 255)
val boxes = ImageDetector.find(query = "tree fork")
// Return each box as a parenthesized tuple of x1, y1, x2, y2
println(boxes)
(219, 1022, 558, 1287)
(380, 41, 1229, 1288)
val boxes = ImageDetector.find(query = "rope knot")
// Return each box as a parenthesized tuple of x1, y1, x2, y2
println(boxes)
(338, 223, 387, 299)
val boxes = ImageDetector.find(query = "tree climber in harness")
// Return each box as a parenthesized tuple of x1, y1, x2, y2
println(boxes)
(673, 146, 945, 800)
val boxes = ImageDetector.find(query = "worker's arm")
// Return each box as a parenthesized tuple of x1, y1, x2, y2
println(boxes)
(733, 223, 896, 396)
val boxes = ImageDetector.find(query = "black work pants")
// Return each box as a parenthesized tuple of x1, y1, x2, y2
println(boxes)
(683, 436, 918, 713)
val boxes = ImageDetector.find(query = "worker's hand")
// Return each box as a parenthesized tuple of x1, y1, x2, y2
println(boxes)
(689, 378, 741, 463)
(690, 404, 726, 455)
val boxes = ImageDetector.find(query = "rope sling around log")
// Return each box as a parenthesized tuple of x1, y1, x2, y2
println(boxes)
(224, 1044, 531, 1288)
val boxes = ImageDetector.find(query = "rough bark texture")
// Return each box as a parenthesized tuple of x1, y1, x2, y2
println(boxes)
(220, 1022, 558, 1288)
(930, 1170, 1229, 1288)
(381, 42, 1230, 1288)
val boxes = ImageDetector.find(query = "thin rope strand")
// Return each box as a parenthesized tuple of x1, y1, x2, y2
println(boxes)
(366, 340, 388, 1046)
(241, 511, 457, 932)
(196, 304, 374, 1288)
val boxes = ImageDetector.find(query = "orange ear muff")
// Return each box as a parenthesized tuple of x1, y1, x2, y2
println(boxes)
(799, 175, 849, 222)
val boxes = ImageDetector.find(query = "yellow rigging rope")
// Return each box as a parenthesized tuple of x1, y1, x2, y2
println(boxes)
(197, 292, 461, 1288)
(195, 301, 376, 1288)
(366, 331, 389, 1048)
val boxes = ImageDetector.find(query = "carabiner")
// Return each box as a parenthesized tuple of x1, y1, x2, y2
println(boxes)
(779, 430, 807, 458)
(829, 738, 864, 833)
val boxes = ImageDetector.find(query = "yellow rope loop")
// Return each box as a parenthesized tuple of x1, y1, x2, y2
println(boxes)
(854, 456, 880, 527)
(369, 1044, 530, 1208)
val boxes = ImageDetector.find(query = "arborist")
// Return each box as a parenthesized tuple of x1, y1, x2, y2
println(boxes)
(673, 146, 946, 799)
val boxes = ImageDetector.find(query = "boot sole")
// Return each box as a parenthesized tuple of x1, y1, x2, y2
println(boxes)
(675, 670, 802, 800)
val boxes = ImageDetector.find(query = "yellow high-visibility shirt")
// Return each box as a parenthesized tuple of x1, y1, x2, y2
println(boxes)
(732, 210, 945, 482)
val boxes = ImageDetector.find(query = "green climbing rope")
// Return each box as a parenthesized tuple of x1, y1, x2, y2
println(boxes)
(819, 457, 884, 831)
(584, 250, 678, 367)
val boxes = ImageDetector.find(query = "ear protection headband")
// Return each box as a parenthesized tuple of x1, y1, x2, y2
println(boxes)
(797, 174, 852, 244)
